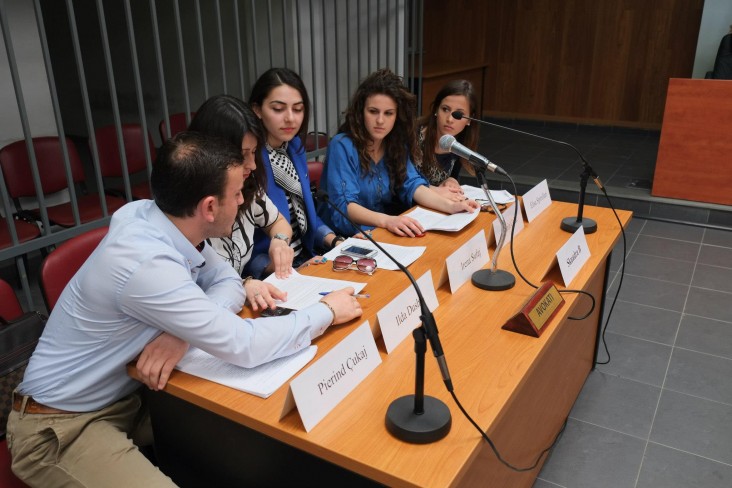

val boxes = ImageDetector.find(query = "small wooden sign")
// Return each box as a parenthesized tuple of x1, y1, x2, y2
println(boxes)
(502, 281, 564, 337)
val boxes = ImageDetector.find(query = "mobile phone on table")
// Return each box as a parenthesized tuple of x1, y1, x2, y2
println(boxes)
(341, 245, 377, 259)
(260, 307, 293, 317)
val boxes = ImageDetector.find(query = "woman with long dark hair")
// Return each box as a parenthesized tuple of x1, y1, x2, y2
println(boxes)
(317, 68, 477, 237)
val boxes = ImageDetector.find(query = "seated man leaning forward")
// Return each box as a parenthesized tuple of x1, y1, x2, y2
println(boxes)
(6, 131, 362, 488)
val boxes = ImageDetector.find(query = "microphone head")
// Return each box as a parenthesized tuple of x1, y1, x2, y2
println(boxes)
(451, 111, 464, 120)
(438, 134, 455, 151)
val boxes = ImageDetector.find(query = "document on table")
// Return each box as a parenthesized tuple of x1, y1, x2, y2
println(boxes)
(404, 206, 479, 232)
(461, 185, 515, 204)
(175, 346, 317, 399)
(323, 237, 426, 270)
(263, 269, 366, 310)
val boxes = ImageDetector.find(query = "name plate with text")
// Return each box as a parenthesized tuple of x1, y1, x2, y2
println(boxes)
(502, 281, 565, 337)
(557, 227, 591, 286)
(522, 179, 552, 222)
(376, 270, 439, 353)
(284, 321, 381, 432)
(444, 230, 490, 293)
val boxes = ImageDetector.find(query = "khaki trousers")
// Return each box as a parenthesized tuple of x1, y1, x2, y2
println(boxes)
(6, 392, 177, 488)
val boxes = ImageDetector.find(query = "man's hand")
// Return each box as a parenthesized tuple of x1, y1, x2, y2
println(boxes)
(136, 333, 189, 391)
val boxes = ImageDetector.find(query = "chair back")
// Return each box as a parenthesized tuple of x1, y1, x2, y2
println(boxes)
(0, 279, 23, 322)
(159, 112, 194, 141)
(304, 132, 329, 152)
(94, 124, 156, 177)
(0, 137, 85, 198)
(40, 226, 108, 311)
(0, 218, 40, 250)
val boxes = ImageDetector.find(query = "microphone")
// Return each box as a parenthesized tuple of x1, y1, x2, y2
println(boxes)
(438, 134, 507, 176)
(450, 111, 602, 234)
(318, 191, 452, 443)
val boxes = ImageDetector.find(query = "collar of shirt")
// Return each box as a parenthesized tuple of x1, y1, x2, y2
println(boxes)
(146, 202, 206, 269)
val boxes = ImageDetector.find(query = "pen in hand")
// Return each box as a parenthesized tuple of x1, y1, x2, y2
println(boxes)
(319, 291, 370, 298)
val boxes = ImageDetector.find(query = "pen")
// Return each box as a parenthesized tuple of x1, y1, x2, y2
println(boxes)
(319, 292, 370, 298)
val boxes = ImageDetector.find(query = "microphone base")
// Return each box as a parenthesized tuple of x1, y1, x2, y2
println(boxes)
(560, 216, 598, 234)
(472, 269, 516, 291)
(385, 395, 451, 444)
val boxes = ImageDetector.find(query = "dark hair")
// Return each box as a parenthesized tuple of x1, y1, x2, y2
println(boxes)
(152, 131, 243, 218)
(339, 68, 417, 193)
(188, 95, 265, 206)
(418, 80, 480, 177)
(248, 67, 310, 150)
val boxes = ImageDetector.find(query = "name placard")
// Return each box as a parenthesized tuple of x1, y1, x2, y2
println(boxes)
(285, 321, 381, 432)
(376, 270, 439, 353)
(502, 281, 565, 337)
(492, 205, 525, 249)
(445, 230, 490, 293)
(557, 227, 591, 286)
(522, 179, 552, 222)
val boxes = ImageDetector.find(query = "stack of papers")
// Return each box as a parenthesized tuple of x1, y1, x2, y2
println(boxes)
(404, 206, 479, 232)
(263, 269, 366, 310)
(175, 346, 317, 399)
(461, 185, 515, 204)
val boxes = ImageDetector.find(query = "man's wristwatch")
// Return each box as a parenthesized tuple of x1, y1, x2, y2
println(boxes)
(273, 233, 290, 244)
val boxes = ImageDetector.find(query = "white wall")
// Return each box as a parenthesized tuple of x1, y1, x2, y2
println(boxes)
(692, 0, 732, 78)
(0, 0, 56, 149)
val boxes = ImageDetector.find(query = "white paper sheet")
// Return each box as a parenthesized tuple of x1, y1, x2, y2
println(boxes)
(404, 206, 479, 232)
(461, 185, 515, 205)
(263, 269, 366, 310)
(323, 237, 425, 271)
(175, 346, 317, 399)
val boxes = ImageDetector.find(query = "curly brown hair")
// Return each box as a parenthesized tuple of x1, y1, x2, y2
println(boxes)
(338, 68, 418, 194)
(417, 79, 480, 178)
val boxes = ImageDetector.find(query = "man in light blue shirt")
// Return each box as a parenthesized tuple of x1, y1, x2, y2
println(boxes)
(6, 132, 362, 487)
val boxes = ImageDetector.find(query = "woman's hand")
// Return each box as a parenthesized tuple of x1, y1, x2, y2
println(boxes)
(383, 215, 425, 237)
(432, 182, 464, 202)
(245, 279, 287, 312)
(268, 238, 294, 278)
(446, 198, 480, 214)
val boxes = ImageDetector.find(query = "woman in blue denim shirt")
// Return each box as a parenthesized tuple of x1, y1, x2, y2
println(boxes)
(318, 69, 478, 238)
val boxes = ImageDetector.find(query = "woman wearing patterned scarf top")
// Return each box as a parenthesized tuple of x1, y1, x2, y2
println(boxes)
(248, 68, 345, 272)
(188, 95, 293, 312)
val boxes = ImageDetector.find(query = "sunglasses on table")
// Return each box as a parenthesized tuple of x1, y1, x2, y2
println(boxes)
(332, 255, 377, 275)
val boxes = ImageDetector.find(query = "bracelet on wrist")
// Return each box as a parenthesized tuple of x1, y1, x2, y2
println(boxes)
(319, 299, 337, 326)
(243, 276, 254, 286)
(330, 236, 345, 250)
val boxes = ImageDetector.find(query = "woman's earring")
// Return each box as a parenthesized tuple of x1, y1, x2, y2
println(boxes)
(434, 113, 437, 117)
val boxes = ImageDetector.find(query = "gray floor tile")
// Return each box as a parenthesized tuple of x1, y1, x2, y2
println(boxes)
(685, 287, 732, 323)
(692, 264, 732, 294)
(676, 314, 732, 360)
(650, 389, 732, 465)
(538, 419, 645, 488)
(637, 442, 732, 488)
(609, 232, 637, 272)
(609, 275, 689, 312)
(603, 301, 680, 345)
(596, 333, 672, 387)
(665, 348, 732, 405)
(703, 228, 732, 248)
(640, 220, 705, 242)
(532, 478, 565, 488)
(570, 371, 661, 438)
(698, 244, 732, 269)
(625, 252, 695, 285)
(631, 235, 700, 262)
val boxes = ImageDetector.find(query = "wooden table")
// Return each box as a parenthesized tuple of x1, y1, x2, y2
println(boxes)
(136, 201, 631, 487)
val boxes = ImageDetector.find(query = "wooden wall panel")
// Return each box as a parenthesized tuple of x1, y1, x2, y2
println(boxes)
(422, 0, 704, 128)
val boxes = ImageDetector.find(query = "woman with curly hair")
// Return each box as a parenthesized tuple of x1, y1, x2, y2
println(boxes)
(416, 79, 480, 201)
(318, 69, 477, 237)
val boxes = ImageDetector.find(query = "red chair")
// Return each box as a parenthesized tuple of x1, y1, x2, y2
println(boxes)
(0, 217, 40, 251)
(40, 226, 108, 312)
(158, 112, 195, 141)
(94, 124, 156, 200)
(304, 131, 329, 152)
(0, 137, 126, 227)
(0, 279, 30, 488)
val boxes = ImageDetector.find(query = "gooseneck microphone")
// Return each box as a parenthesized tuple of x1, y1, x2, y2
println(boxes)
(319, 191, 452, 443)
(450, 111, 603, 234)
(438, 134, 507, 176)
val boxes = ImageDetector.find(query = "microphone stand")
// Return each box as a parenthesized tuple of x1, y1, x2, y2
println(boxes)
(454, 113, 604, 234)
(472, 166, 516, 291)
(320, 195, 452, 444)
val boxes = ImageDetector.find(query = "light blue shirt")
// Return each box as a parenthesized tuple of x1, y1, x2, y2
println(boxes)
(19, 200, 332, 412)
(317, 133, 429, 236)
